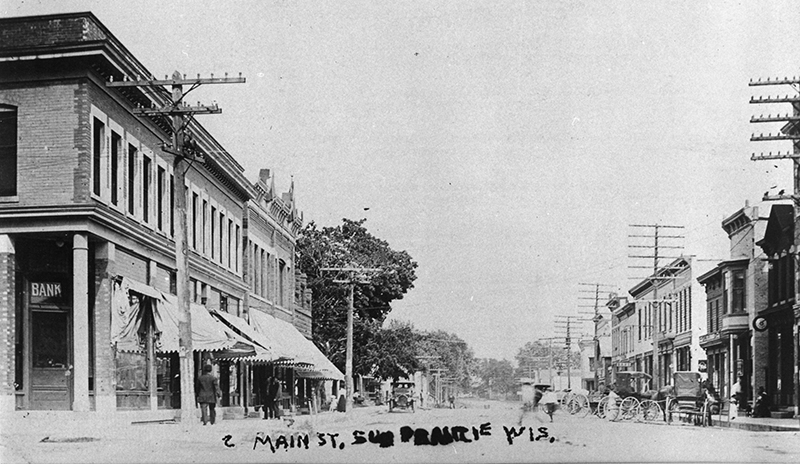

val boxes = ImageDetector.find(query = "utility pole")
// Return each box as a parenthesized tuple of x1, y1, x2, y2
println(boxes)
(628, 224, 684, 390)
(579, 283, 615, 390)
(748, 75, 800, 420)
(107, 71, 245, 424)
(320, 266, 380, 412)
(555, 315, 588, 389)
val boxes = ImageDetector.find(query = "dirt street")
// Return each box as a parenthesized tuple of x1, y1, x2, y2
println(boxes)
(2, 399, 798, 463)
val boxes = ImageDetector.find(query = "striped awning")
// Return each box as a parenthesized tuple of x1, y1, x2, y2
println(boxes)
(210, 309, 286, 363)
(249, 310, 344, 381)
(154, 294, 257, 355)
(111, 277, 256, 356)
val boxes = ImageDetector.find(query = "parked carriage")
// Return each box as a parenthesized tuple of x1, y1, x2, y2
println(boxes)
(596, 371, 665, 421)
(667, 371, 712, 426)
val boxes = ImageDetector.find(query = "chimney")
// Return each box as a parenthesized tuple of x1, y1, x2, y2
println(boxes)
(259, 169, 271, 184)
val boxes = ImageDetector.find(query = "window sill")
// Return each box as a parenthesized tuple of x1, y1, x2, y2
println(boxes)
(0, 195, 19, 203)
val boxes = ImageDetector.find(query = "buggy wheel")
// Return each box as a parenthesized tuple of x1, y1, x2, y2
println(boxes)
(620, 396, 640, 421)
(640, 400, 663, 422)
(566, 397, 580, 415)
(575, 394, 591, 418)
(596, 396, 609, 419)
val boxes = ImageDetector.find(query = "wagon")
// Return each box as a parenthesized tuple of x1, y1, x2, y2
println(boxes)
(598, 371, 663, 421)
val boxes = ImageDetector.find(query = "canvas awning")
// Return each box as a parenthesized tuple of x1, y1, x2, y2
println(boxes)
(249, 310, 344, 380)
(211, 309, 280, 362)
(154, 293, 256, 354)
(248, 310, 314, 365)
(111, 277, 256, 356)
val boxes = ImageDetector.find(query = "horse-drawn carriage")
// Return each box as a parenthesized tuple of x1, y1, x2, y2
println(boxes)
(596, 371, 665, 421)
(667, 371, 713, 426)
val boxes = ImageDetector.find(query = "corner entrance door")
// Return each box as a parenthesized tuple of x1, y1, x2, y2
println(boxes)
(30, 309, 72, 410)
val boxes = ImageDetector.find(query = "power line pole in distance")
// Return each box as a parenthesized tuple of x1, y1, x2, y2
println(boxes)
(107, 71, 245, 424)
(554, 315, 588, 389)
(628, 223, 684, 391)
(578, 283, 615, 390)
(320, 266, 380, 413)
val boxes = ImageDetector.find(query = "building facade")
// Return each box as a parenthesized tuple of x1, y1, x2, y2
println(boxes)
(0, 12, 339, 416)
(756, 204, 796, 413)
(697, 202, 767, 402)
(612, 257, 706, 390)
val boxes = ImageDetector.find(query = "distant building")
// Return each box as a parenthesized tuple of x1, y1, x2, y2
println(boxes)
(697, 201, 767, 402)
(578, 301, 612, 391)
(620, 257, 707, 390)
(610, 296, 636, 379)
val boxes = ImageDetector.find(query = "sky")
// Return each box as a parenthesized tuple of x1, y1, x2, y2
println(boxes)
(4, 0, 799, 362)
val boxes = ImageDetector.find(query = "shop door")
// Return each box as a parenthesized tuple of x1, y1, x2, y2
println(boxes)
(30, 309, 72, 410)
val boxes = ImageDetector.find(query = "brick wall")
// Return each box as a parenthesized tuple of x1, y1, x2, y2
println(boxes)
(0, 251, 15, 397)
(0, 83, 82, 206)
(0, 16, 107, 49)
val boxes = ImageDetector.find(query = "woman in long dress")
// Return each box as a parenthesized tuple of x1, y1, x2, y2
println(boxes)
(336, 386, 347, 412)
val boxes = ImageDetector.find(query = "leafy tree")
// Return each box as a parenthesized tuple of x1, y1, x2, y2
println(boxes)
(296, 218, 418, 378)
(474, 358, 517, 397)
(367, 320, 421, 380)
(416, 330, 475, 391)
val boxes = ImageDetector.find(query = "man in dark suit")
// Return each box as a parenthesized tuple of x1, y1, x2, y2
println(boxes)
(268, 377, 282, 419)
(195, 364, 221, 425)
(263, 376, 274, 420)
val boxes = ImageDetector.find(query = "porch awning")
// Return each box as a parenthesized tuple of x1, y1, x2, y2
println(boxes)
(281, 322, 345, 381)
(249, 310, 344, 381)
(154, 294, 256, 355)
(211, 309, 279, 362)
(111, 277, 256, 356)
(249, 310, 313, 365)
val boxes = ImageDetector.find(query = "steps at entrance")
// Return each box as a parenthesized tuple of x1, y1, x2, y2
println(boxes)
(770, 409, 794, 419)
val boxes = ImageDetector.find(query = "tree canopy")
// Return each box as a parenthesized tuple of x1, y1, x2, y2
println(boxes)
(296, 218, 419, 379)
(474, 358, 517, 396)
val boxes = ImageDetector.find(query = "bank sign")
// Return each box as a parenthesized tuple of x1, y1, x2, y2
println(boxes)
(30, 281, 64, 305)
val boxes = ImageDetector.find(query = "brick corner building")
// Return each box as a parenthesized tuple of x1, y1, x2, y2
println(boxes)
(0, 12, 342, 417)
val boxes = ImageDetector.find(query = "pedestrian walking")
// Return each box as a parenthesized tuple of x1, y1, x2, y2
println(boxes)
(540, 387, 558, 422)
(195, 364, 221, 425)
(448, 394, 455, 409)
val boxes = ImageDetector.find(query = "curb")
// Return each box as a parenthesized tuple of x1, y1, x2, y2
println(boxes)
(710, 418, 799, 432)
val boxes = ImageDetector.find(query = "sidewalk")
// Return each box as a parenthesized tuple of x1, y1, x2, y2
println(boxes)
(710, 413, 800, 432)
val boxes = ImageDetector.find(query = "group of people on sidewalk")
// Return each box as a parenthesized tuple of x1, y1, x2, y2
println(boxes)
(728, 377, 771, 420)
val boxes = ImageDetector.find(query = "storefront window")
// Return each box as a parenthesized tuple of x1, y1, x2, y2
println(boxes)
(116, 351, 148, 391)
